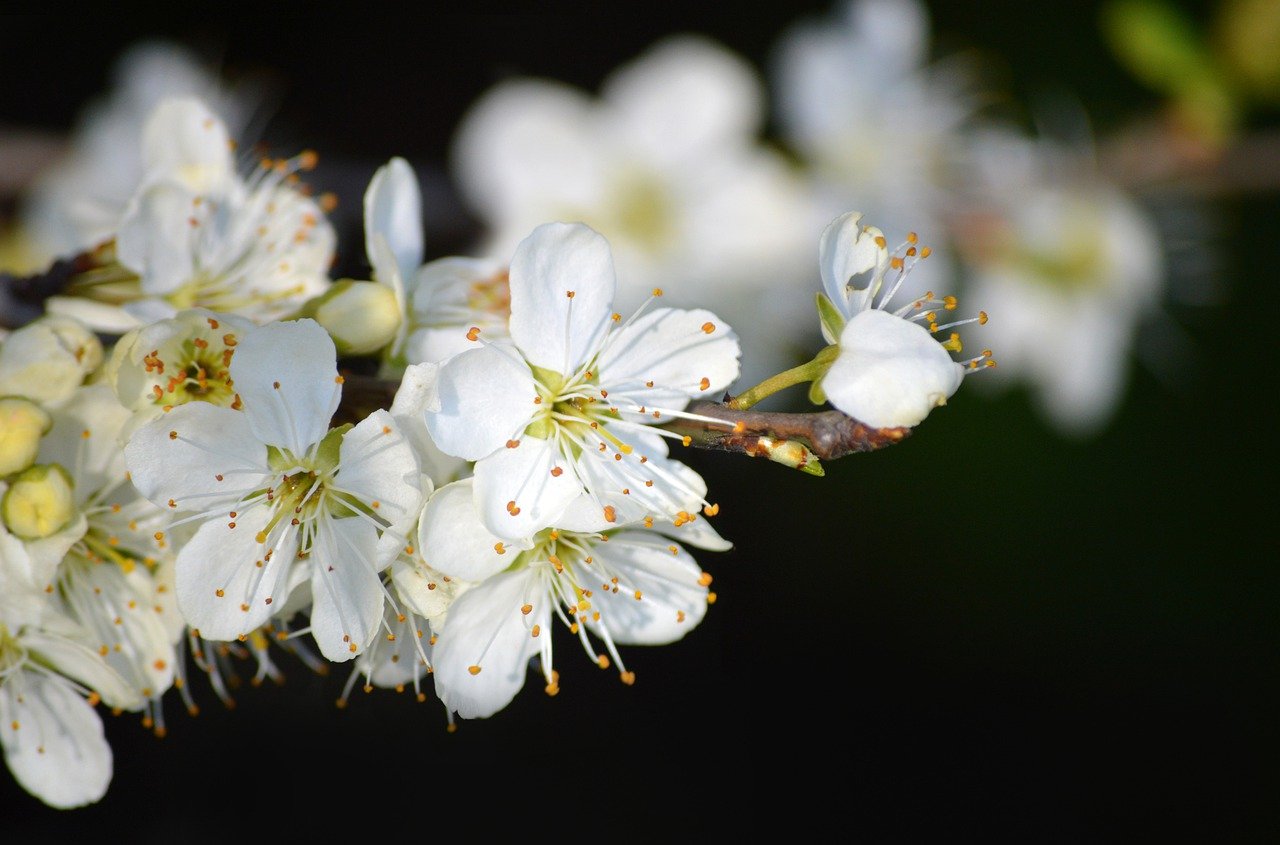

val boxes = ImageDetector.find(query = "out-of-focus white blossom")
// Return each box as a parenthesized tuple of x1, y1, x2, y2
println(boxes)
(452, 35, 812, 381)
(955, 131, 1164, 433)
(47, 98, 334, 333)
(22, 41, 253, 264)
(772, 0, 976, 295)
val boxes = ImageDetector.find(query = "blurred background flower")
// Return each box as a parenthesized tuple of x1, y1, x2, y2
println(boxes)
(0, 1, 1276, 836)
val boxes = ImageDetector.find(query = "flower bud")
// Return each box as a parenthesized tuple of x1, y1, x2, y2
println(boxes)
(0, 315, 103, 405)
(306, 280, 401, 356)
(0, 397, 53, 477)
(2, 463, 76, 540)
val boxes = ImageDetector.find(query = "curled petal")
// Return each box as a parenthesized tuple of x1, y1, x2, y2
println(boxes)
(824, 308, 963, 428)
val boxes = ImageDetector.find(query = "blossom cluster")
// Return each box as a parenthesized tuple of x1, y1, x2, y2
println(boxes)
(0, 77, 990, 808)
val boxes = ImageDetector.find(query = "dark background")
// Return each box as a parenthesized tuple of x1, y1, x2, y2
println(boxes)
(1, 2, 1275, 838)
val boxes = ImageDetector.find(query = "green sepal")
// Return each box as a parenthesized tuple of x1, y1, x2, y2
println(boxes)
(314, 424, 354, 472)
(816, 292, 846, 345)
(808, 378, 828, 406)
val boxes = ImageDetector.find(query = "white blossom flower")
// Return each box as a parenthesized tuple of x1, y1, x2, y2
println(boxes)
(425, 222, 739, 540)
(104, 308, 254, 436)
(1, 526, 139, 808)
(33, 385, 179, 727)
(419, 478, 726, 719)
(21, 41, 253, 264)
(48, 98, 334, 333)
(817, 211, 991, 428)
(954, 131, 1164, 433)
(123, 319, 421, 662)
(451, 35, 811, 380)
(772, 0, 976, 295)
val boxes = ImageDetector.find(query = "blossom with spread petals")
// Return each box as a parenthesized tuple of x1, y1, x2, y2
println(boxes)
(124, 318, 421, 661)
(419, 479, 726, 719)
(2, 514, 139, 808)
(425, 222, 739, 540)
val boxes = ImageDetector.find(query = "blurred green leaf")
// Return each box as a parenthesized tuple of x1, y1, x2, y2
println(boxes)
(1215, 0, 1280, 102)
(1102, 0, 1239, 137)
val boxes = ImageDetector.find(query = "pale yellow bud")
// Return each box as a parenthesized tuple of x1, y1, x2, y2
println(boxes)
(2, 463, 76, 540)
(0, 397, 52, 477)
(308, 280, 401, 356)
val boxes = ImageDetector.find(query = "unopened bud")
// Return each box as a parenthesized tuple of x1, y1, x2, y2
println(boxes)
(0, 397, 53, 477)
(754, 436, 824, 477)
(2, 463, 76, 540)
(306, 280, 401, 356)
(0, 315, 103, 405)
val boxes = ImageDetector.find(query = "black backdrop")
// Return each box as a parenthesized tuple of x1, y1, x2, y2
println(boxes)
(1, 2, 1276, 838)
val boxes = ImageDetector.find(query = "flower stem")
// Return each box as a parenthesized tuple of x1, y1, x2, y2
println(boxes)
(726, 345, 839, 411)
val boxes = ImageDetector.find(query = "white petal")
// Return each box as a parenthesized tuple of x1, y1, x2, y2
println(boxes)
(3, 513, 88, 598)
(140, 97, 235, 193)
(307, 517, 384, 662)
(819, 211, 888, 318)
(824, 308, 963, 428)
(589, 531, 708, 645)
(390, 362, 441, 416)
(418, 480, 530, 582)
(648, 512, 733, 552)
(21, 630, 141, 711)
(472, 436, 584, 540)
(124, 402, 270, 512)
(602, 35, 763, 165)
(364, 608, 432, 689)
(425, 344, 536, 461)
(38, 384, 130, 506)
(230, 319, 341, 456)
(596, 307, 740, 409)
(392, 558, 469, 625)
(508, 222, 616, 375)
(451, 80, 601, 220)
(0, 671, 112, 809)
(173, 504, 294, 641)
(566, 444, 707, 528)
(44, 298, 143, 335)
(60, 557, 176, 705)
(334, 410, 422, 529)
(389, 367, 468, 488)
(432, 568, 542, 719)
(364, 157, 423, 283)
(115, 180, 200, 294)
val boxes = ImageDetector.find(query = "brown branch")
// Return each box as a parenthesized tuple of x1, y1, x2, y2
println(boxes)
(663, 399, 909, 466)
(333, 375, 908, 474)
